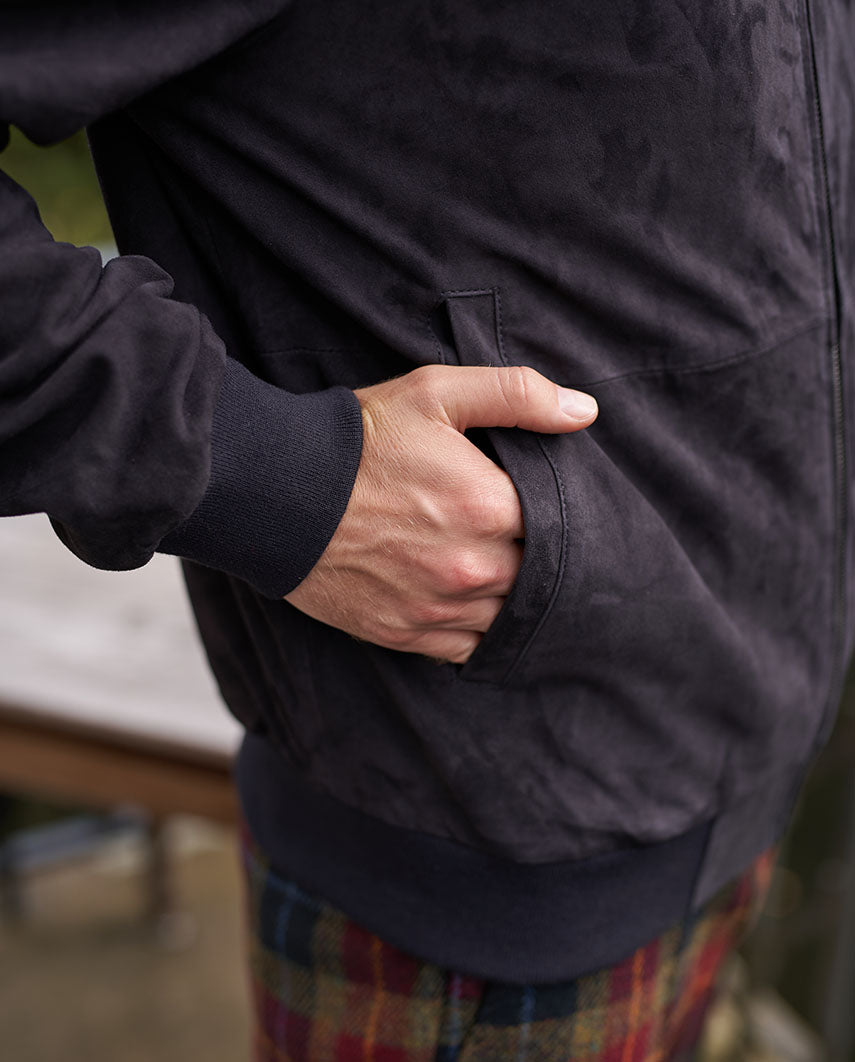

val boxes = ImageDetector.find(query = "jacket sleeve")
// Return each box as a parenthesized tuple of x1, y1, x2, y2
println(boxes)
(0, 3, 365, 598)
(0, 2, 290, 147)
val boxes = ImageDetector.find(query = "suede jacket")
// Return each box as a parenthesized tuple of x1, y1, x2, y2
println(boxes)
(3, 1, 854, 981)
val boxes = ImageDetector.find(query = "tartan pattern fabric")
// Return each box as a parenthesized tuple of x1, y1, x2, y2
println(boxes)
(241, 823, 773, 1062)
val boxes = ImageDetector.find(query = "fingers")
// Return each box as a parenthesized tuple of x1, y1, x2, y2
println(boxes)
(432, 540, 523, 600)
(411, 595, 506, 634)
(412, 364, 598, 435)
(488, 468, 525, 540)
(456, 451, 525, 539)
(409, 629, 483, 665)
(479, 539, 523, 597)
(289, 363, 559, 668)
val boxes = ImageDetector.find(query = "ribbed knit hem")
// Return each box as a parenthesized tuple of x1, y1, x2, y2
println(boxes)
(160, 358, 363, 597)
(235, 732, 715, 984)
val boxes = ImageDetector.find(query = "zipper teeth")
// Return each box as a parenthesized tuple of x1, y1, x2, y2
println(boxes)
(804, 0, 847, 731)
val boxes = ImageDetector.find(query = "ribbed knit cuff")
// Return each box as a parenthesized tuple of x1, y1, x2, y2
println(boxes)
(159, 357, 363, 597)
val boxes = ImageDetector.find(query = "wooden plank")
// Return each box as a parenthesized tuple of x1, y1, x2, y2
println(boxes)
(0, 697, 234, 772)
(0, 515, 242, 822)
(0, 716, 238, 825)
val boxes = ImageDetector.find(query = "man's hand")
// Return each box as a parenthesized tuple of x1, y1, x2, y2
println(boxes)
(284, 365, 597, 663)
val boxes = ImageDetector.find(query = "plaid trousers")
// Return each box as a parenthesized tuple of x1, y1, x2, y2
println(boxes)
(241, 823, 773, 1062)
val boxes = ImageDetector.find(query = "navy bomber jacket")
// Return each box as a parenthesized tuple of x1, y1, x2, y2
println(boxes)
(3, 1, 855, 982)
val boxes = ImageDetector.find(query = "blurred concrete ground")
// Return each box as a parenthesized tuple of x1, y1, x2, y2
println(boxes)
(0, 819, 250, 1062)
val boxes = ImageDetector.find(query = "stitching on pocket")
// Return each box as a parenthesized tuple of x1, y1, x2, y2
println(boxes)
(492, 287, 569, 685)
(432, 286, 569, 686)
(429, 288, 495, 366)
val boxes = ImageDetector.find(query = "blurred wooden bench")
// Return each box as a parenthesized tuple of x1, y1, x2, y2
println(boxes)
(0, 515, 241, 824)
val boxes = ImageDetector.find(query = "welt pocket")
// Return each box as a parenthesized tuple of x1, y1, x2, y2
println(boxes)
(429, 288, 567, 685)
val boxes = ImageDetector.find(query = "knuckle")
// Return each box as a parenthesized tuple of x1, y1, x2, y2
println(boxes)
(458, 487, 491, 526)
(499, 365, 538, 411)
(409, 363, 445, 402)
(443, 550, 489, 594)
(460, 486, 514, 535)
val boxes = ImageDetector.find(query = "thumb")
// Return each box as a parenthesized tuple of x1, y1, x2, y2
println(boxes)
(429, 365, 598, 434)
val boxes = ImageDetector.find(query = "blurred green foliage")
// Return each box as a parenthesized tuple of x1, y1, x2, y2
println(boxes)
(2, 127, 113, 247)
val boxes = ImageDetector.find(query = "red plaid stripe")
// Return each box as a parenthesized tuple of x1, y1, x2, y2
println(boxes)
(241, 824, 773, 1061)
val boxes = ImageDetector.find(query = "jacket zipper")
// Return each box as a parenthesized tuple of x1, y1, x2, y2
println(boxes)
(804, 0, 847, 747)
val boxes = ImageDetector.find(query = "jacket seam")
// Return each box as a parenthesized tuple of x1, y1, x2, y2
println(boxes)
(437, 293, 825, 388)
(579, 316, 827, 388)
(799, 0, 848, 757)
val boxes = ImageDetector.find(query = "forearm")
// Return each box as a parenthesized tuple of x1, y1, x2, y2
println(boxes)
(0, 166, 365, 596)
(0, 165, 227, 568)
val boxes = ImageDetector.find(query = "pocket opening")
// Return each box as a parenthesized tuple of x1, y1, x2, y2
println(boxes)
(428, 288, 567, 685)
